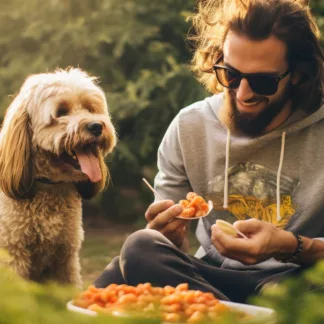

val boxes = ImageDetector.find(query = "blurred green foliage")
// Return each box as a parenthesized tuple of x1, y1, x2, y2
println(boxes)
(0, 249, 158, 324)
(252, 260, 324, 324)
(0, 249, 250, 324)
(2, 244, 324, 324)
(0, 0, 323, 222)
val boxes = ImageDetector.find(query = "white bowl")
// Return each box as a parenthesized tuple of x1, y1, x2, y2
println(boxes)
(67, 300, 276, 323)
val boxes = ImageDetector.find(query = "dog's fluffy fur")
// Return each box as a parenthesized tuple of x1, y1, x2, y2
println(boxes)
(0, 68, 116, 287)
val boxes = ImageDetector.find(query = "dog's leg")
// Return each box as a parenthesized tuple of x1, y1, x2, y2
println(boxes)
(45, 246, 82, 289)
(7, 248, 32, 280)
(65, 252, 83, 289)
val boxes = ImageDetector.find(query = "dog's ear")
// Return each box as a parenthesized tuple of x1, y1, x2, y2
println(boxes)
(0, 97, 34, 199)
(75, 154, 109, 199)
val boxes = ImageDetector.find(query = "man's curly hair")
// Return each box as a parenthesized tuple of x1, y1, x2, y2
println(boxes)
(190, 0, 324, 113)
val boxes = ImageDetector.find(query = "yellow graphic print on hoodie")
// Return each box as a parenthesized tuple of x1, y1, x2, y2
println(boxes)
(207, 162, 299, 228)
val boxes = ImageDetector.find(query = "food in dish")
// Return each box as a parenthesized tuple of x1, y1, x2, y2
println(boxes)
(72, 282, 250, 323)
(178, 192, 210, 218)
(215, 219, 239, 237)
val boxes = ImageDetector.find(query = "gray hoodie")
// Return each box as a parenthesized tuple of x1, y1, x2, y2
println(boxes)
(154, 93, 324, 272)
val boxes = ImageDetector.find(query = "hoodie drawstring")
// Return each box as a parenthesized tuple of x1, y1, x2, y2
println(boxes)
(277, 132, 286, 221)
(223, 129, 231, 209)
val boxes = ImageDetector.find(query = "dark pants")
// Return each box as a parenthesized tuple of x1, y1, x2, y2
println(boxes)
(93, 229, 303, 303)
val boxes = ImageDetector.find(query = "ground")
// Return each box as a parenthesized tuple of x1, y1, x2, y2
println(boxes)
(81, 223, 200, 288)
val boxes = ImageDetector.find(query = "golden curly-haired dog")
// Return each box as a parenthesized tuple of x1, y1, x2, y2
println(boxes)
(0, 68, 116, 287)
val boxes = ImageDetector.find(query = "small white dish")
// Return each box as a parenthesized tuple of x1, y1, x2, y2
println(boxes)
(215, 219, 248, 239)
(176, 200, 214, 220)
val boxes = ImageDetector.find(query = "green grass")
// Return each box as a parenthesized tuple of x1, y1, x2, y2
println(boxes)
(81, 225, 200, 288)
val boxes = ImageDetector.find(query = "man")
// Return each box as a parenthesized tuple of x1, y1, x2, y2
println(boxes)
(94, 0, 324, 302)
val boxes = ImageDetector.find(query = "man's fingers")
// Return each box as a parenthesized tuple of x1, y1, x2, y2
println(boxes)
(212, 220, 279, 265)
(211, 224, 252, 252)
(148, 204, 183, 230)
(145, 200, 174, 221)
(160, 219, 186, 236)
(233, 218, 262, 234)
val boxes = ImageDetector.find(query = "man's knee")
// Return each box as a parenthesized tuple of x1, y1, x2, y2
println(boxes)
(121, 229, 167, 258)
(120, 229, 169, 271)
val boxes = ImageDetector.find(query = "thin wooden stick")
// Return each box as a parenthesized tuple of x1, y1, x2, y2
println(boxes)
(142, 178, 164, 201)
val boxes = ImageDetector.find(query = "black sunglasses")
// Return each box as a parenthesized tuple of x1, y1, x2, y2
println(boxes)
(212, 64, 290, 96)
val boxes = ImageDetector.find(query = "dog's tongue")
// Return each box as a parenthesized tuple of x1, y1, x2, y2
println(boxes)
(75, 148, 102, 183)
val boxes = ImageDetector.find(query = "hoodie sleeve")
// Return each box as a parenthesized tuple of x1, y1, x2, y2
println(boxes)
(154, 113, 191, 203)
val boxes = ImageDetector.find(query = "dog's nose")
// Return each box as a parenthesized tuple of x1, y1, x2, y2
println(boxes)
(87, 122, 103, 137)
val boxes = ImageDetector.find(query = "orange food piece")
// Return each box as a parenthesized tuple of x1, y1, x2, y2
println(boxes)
(195, 205, 209, 217)
(179, 207, 196, 218)
(73, 282, 236, 323)
(187, 196, 205, 208)
(178, 192, 209, 218)
(179, 200, 190, 208)
(163, 312, 181, 322)
(186, 192, 198, 201)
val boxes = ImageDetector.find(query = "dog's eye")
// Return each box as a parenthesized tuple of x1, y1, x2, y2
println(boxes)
(86, 105, 95, 113)
(56, 104, 69, 118)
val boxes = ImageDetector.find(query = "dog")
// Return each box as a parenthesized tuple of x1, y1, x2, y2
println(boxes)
(0, 68, 116, 287)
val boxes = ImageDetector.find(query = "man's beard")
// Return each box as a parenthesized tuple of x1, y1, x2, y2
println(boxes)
(221, 81, 293, 137)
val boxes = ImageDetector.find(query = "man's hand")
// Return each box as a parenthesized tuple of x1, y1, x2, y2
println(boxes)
(211, 218, 297, 265)
(145, 200, 188, 248)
